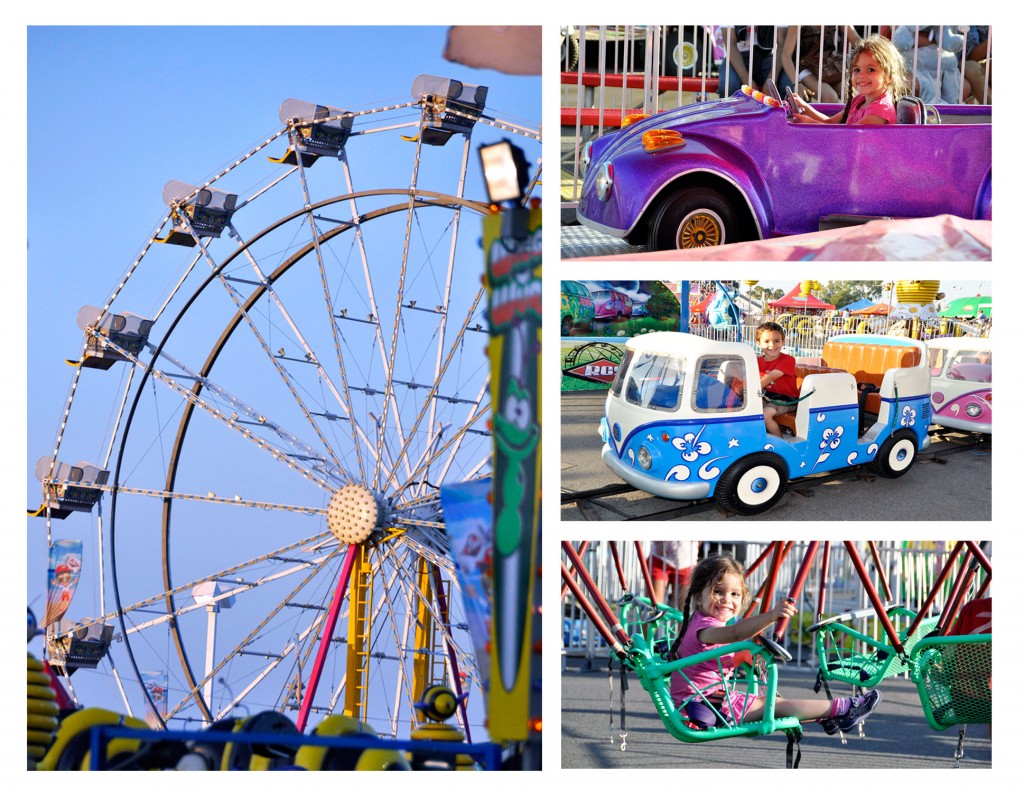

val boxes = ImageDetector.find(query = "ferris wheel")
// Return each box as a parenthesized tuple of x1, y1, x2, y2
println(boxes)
(32, 74, 541, 737)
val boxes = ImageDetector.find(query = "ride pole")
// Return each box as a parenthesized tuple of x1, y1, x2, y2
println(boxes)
(296, 544, 360, 732)
(866, 541, 894, 603)
(608, 542, 629, 593)
(816, 542, 832, 619)
(560, 563, 629, 660)
(904, 541, 965, 640)
(843, 541, 903, 652)
(936, 549, 982, 636)
(633, 541, 656, 602)
(561, 542, 632, 647)
(561, 541, 589, 602)
(773, 541, 820, 639)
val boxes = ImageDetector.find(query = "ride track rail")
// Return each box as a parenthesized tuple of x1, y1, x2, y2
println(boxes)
(561, 428, 989, 520)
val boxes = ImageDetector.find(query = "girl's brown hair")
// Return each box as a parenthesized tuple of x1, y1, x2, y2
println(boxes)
(840, 35, 910, 123)
(670, 554, 750, 655)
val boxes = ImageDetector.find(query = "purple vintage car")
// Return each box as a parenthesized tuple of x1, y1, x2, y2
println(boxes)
(576, 88, 992, 251)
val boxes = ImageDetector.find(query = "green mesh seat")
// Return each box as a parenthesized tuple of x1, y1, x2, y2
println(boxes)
(812, 607, 938, 688)
(616, 596, 802, 744)
(910, 634, 992, 731)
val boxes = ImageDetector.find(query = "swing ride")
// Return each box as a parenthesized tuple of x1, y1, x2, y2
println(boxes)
(29, 67, 540, 762)
(562, 540, 991, 768)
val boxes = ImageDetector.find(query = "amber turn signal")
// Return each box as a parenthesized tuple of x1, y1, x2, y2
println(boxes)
(642, 130, 685, 153)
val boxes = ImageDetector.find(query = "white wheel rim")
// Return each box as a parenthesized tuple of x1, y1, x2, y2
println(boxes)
(888, 440, 916, 471)
(736, 464, 781, 506)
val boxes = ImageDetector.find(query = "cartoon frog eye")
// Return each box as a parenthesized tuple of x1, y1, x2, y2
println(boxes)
(503, 394, 532, 429)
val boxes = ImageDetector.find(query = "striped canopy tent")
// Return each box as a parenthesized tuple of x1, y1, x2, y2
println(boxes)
(766, 284, 835, 310)
(939, 295, 992, 319)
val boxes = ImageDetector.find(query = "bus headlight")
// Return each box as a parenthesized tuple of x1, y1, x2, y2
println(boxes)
(638, 446, 652, 471)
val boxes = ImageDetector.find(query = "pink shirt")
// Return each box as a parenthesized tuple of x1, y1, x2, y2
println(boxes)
(669, 612, 735, 706)
(847, 93, 896, 125)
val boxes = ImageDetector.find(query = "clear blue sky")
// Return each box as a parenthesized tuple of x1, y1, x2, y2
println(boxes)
(23, 25, 540, 725)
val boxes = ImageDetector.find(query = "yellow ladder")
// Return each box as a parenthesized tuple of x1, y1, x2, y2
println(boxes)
(344, 544, 373, 721)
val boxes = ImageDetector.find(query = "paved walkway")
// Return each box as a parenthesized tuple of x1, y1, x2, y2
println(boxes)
(561, 391, 992, 521)
(561, 660, 991, 769)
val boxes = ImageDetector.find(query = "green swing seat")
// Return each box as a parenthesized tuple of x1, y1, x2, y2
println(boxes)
(909, 634, 992, 731)
(811, 606, 938, 688)
(617, 597, 802, 744)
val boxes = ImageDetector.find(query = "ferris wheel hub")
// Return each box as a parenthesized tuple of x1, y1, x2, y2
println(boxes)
(327, 484, 381, 544)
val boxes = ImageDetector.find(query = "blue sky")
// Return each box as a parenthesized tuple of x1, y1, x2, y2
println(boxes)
(22, 24, 540, 729)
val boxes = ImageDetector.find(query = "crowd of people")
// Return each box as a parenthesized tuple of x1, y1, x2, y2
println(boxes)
(708, 25, 990, 107)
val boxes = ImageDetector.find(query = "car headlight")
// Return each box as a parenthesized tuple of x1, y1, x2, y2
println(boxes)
(965, 403, 982, 418)
(595, 162, 614, 202)
(581, 141, 593, 178)
(638, 446, 652, 470)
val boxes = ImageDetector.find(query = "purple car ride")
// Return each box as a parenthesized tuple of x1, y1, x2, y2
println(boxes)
(576, 85, 991, 252)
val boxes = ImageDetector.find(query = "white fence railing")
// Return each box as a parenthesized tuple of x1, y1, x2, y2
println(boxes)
(562, 541, 989, 669)
(691, 316, 985, 358)
(561, 25, 992, 208)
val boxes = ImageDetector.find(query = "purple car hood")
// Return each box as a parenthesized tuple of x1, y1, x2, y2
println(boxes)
(589, 94, 766, 163)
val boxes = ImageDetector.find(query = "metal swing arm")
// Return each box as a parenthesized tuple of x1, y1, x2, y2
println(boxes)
(561, 542, 634, 652)
(559, 560, 631, 665)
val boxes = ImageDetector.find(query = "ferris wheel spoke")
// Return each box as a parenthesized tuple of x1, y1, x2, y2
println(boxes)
(175, 211, 360, 480)
(393, 381, 489, 498)
(375, 542, 478, 731)
(122, 544, 338, 637)
(189, 222, 355, 475)
(96, 334, 339, 492)
(162, 544, 344, 721)
(328, 149, 418, 478)
(58, 480, 326, 515)
(416, 135, 472, 484)
(380, 281, 488, 493)
(289, 155, 374, 486)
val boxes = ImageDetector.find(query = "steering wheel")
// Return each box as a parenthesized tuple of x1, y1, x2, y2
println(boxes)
(784, 86, 800, 119)
(763, 78, 783, 108)
(755, 634, 793, 663)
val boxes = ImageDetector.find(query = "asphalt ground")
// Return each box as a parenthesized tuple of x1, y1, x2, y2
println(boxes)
(560, 391, 992, 522)
(561, 658, 992, 770)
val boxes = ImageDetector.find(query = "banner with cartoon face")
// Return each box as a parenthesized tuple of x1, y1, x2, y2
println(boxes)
(45, 539, 82, 628)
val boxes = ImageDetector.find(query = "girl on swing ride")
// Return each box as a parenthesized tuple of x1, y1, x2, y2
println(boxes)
(672, 554, 881, 735)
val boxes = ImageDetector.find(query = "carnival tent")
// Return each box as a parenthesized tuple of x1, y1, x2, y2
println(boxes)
(766, 285, 836, 311)
(851, 302, 893, 316)
(939, 295, 992, 319)
(840, 298, 875, 312)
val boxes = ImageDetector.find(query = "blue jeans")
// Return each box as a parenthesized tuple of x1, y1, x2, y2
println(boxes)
(720, 53, 793, 97)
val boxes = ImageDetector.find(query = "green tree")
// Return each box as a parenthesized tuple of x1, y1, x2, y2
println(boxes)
(818, 281, 883, 310)
(648, 281, 681, 319)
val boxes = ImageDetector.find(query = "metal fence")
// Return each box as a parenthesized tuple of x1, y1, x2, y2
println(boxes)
(692, 316, 984, 358)
(561, 24, 993, 209)
(562, 541, 989, 669)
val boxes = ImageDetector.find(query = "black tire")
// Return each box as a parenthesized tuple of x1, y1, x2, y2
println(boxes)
(714, 453, 789, 516)
(560, 33, 579, 71)
(870, 429, 918, 478)
(645, 186, 742, 251)
(561, 315, 573, 336)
